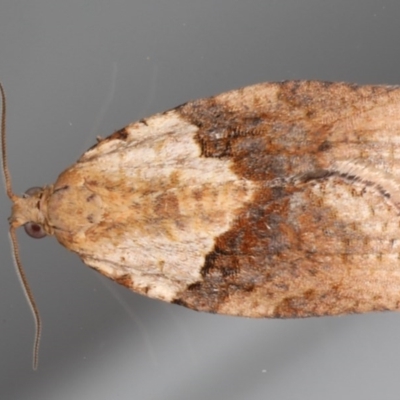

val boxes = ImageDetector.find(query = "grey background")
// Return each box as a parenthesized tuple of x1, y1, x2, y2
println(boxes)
(1, 1, 400, 399)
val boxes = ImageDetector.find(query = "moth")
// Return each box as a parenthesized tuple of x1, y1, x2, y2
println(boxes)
(4, 81, 400, 369)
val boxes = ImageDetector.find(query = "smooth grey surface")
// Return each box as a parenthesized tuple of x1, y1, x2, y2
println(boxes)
(1, 1, 400, 399)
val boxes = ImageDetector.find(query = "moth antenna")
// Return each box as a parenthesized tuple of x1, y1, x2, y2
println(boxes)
(0, 83, 42, 370)
(9, 227, 41, 370)
(0, 83, 16, 200)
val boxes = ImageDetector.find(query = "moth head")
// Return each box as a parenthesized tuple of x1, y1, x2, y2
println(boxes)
(8, 186, 50, 236)
(21, 187, 48, 238)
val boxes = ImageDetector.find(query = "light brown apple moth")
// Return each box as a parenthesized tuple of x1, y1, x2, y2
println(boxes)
(4, 81, 400, 369)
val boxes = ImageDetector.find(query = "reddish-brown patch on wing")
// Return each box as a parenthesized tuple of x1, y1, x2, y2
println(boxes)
(115, 274, 134, 289)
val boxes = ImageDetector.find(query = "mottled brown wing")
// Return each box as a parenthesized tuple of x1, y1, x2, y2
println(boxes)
(172, 81, 400, 317)
(49, 81, 400, 318)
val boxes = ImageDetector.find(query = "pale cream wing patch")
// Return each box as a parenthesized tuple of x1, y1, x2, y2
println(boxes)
(47, 110, 255, 302)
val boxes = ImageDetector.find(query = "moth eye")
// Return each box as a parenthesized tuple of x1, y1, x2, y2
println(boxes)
(24, 222, 47, 239)
(24, 187, 42, 197)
